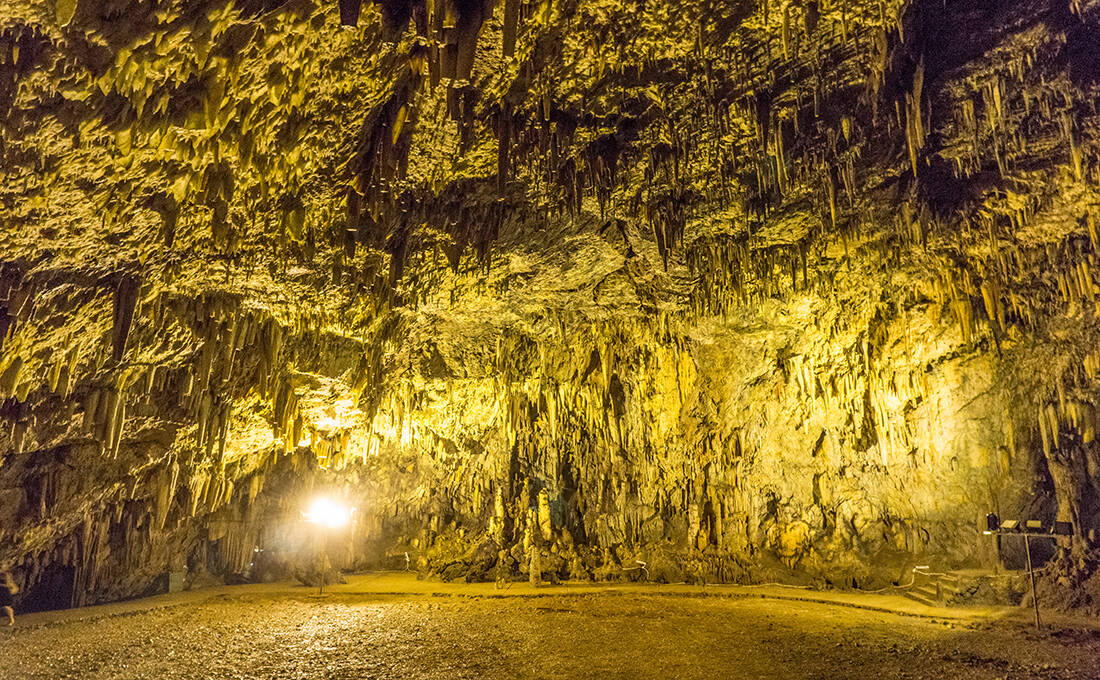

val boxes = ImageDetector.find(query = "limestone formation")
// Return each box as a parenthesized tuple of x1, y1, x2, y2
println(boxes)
(0, 0, 1099, 609)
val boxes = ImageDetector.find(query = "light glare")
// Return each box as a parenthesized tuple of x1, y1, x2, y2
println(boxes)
(304, 497, 352, 529)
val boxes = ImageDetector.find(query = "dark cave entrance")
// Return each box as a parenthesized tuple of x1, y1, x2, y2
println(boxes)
(20, 563, 76, 613)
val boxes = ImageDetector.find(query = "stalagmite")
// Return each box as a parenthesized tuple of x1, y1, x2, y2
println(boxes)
(538, 488, 551, 541)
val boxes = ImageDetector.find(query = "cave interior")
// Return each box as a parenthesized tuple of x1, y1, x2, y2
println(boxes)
(2, 0, 1100, 615)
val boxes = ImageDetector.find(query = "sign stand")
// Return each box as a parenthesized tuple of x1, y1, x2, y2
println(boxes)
(984, 514, 1073, 631)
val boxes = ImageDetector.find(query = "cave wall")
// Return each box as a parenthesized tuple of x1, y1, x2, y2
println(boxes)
(2, 0, 1100, 601)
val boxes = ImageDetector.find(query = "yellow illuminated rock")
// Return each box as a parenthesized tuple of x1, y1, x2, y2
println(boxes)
(0, 0, 1097, 619)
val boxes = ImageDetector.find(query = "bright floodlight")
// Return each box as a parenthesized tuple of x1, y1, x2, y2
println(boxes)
(305, 497, 352, 529)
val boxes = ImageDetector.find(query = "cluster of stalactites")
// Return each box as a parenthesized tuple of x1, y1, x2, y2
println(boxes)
(338, 0, 507, 71)
(341, 0, 551, 290)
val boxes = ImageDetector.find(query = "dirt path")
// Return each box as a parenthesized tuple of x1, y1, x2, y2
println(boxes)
(1, 576, 1098, 679)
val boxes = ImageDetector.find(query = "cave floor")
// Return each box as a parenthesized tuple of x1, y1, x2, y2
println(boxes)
(1, 574, 1098, 679)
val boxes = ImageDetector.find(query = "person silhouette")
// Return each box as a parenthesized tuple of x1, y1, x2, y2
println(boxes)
(0, 572, 17, 626)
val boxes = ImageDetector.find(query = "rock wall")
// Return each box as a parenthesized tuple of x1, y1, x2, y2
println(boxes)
(1, 0, 1100, 603)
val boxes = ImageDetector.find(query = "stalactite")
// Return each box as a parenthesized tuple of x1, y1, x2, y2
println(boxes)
(904, 60, 925, 178)
(112, 276, 140, 362)
(781, 6, 792, 60)
(503, 0, 518, 58)
(1063, 112, 1084, 181)
(0, 355, 21, 398)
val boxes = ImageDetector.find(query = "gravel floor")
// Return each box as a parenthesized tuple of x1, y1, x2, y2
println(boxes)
(1, 590, 1098, 679)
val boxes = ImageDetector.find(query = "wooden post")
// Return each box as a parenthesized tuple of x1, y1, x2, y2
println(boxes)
(1024, 534, 1041, 630)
